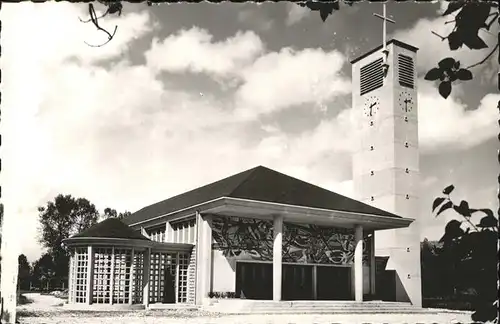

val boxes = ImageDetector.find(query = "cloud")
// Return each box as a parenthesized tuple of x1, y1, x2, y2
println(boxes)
(418, 81, 499, 153)
(145, 27, 265, 78)
(285, 3, 310, 26)
(234, 48, 351, 119)
(237, 9, 274, 31)
(1, 2, 156, 261)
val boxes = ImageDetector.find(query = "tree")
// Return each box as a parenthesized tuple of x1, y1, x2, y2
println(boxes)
(103, 207, 132, 220)
(433, 185, 498, 323)
(18, 254, 31, 291)
(31, 254, 56, 291)
(38, 194, 100, 286)
(38, 194, 99, 254)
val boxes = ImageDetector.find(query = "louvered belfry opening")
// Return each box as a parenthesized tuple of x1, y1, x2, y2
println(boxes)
(398, 54, 414, 89)
(360, 57, 384, 95)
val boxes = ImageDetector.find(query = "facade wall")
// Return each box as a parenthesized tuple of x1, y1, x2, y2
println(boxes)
(167, 218, 196, 244)
(209, 215, 372, 295)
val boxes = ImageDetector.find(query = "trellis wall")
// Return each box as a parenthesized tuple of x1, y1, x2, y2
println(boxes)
(148, 251, 192, 304)
(68, 246, 145, 305)
(69, 247, 89, 304)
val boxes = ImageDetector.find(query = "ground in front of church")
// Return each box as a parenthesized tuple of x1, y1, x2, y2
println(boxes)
(17, 293, 473, 324)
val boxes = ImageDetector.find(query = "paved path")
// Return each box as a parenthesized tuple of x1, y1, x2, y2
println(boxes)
(17, 293, 474, 324)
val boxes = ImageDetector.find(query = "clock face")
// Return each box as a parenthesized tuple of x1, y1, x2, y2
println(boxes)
(398, 90, 414, 113)
(364, 96, 380, 117)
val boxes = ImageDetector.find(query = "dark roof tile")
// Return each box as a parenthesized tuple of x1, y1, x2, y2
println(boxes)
(72, 217, 150, 240)
(123, 166, 401, 225)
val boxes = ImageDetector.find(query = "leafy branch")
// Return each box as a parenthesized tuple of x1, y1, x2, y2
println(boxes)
(297, 0, 348, 22)
(79, 0, 123, 47)
(427, 1, 498, 99)
(432, 185, 498, 235)
(432, 185, 498, 323)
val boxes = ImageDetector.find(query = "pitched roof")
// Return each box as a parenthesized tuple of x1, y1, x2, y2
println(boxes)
(72, 217, 150, 240)
(123, 165, 401, 225)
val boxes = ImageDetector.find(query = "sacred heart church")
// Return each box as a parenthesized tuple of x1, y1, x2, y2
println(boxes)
(63, 37, 422, 310)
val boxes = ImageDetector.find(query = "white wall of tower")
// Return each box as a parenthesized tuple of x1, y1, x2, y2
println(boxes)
(351, 41, 422, 306)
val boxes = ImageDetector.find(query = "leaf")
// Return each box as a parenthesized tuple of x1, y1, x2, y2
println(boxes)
(448, 70, 458, 82)
(453, 61, 461, 69)
(439, 81, 452, 99)
(432, 197, 447, 212)
(436, 201, 453, 217)
(320, 6, 334, 22)
(442, 1, 465, 16)
(456, 68, 473, 81)
(424, 68, 443, 81)
(439, 219, 465, 243)
(448, 31, 464, 50)
(443, 185, 455, 195)
(453, 200, 471, 218)
(438, 57, 456, 71)
(462, 33, 488, 50)
(478, 215, 498, 228)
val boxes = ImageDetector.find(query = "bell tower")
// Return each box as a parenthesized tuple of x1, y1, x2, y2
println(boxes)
(350, 5, 422, 307)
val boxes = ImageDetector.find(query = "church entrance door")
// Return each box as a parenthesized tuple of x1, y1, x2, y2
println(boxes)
(316, 265, 351, 300)
(282, 264, 314, 300)
(236, 261, 273, 300)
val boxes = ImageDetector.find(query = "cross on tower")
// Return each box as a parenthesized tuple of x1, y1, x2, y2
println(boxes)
(373, 3, 396, 77)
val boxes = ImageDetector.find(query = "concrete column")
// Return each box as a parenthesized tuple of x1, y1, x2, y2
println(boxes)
(165, 222, 174, 243)
(110, 247, 115, 305)
(370, 232, 376, 297)
(312, 265, 318, 300)
(195, 213, 212, 305)
(129, 248, 135, 305)
(86, 246, 94, 305)
(354, 225, 363, 302)
(143, 248, 151, 307)
(273, 214, 283, 302)
(68, 254, 73, 304)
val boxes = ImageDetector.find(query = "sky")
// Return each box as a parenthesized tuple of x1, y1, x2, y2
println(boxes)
(0, 1, 498, 263)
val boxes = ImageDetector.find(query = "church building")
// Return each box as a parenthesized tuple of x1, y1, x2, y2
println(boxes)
(62, 38, 422, 310)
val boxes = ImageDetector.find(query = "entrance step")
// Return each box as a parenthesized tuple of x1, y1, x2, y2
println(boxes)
(149, 303, 200, 310)
(204, 300, 443, 314)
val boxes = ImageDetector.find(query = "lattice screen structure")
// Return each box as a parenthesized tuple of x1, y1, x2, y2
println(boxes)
(112, 248, 132, 304)
(133, 252, 144, 304)
(177, 253, 190, 303)
(148, 252, 191, 304)
(70, 247, 89, 304)
(93, 247, 113, 304)
(68, 246, 145, 305)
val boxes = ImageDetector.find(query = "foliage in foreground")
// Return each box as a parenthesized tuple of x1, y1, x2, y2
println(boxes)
(432, 185, 498, 324)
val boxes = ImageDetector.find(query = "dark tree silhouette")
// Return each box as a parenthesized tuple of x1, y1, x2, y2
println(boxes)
(102, 207, 132, 220)
(17, 255, 31, 291)
(31, 254, 56, 291)
(38, 194, 99, 287)
(432, 185, 498, 323)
